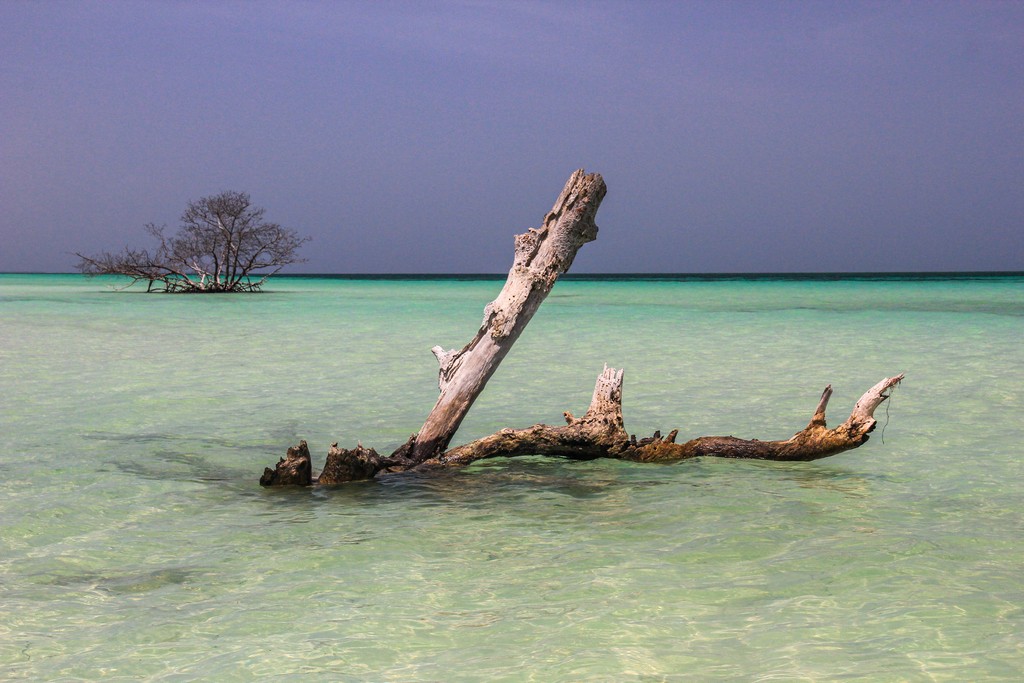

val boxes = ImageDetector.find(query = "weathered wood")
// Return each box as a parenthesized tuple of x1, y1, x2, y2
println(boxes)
(620, 373, 906, 463)
(259, 440, 312, 486)
(259, 171, 905, 486)
(318, 443, 384, 484)
(410, 169, 607, 462)
(414, 369, 905, 470)
(418, 365, 628, 468)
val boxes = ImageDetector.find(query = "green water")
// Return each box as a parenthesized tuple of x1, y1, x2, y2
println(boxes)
(1, 273, 1022, 681)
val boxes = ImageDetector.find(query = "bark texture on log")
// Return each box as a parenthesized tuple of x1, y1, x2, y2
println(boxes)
(645, 374, 905, 463)
(260, 441, 312, 486)
(417, 368, 905, 470)
(413, 169, 607, 462)
(420, 365, 629, 468)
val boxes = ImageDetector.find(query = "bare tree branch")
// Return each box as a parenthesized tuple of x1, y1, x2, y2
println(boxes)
(76, 191, 309, 293)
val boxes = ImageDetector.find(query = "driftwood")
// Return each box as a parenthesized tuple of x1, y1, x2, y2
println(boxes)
(260, 170, 903, 486)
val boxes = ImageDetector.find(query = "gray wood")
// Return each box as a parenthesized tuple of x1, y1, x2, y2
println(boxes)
(259, 171, 904, 486)
(411, 169, 607, 461)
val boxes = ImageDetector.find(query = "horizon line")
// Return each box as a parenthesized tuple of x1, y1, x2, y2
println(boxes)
(3, 270, 1022, 278)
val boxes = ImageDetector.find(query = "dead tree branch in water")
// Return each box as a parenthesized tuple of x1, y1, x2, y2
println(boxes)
(260, 171, 903, 486)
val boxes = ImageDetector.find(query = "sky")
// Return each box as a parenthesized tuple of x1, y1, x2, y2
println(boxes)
(1, 1, 1021, 274)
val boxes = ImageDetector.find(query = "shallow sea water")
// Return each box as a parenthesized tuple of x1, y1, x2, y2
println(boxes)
(1, 273, 1022, 681)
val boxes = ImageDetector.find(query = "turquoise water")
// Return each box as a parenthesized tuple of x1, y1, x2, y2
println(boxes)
(1, 273, 1022, 681)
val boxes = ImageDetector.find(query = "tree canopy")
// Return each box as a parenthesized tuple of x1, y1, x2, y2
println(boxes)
(77, 191, 309, 292)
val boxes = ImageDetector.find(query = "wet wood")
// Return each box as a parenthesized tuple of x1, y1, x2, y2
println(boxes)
(416, 369, 905, 469)
(259, 441, 312, 486)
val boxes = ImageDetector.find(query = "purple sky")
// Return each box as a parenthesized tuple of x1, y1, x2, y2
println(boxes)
(2, 1, 1021, 273)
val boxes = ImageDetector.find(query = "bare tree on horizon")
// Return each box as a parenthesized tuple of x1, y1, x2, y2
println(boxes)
(76, 191, 309, 292)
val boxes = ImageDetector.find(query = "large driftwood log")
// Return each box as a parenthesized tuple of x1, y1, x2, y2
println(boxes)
(260, 170, 904, 486)
(413, 169, 606, 461)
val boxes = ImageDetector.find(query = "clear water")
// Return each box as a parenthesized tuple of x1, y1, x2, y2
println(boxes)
(1, 273, 1022, 681)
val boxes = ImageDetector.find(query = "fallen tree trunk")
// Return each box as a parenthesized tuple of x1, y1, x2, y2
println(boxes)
(420, 368, 905, 468)
(260, 170, 903, 486)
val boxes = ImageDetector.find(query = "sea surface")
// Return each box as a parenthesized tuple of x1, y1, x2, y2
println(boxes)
(1, 272, 1022, 681)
